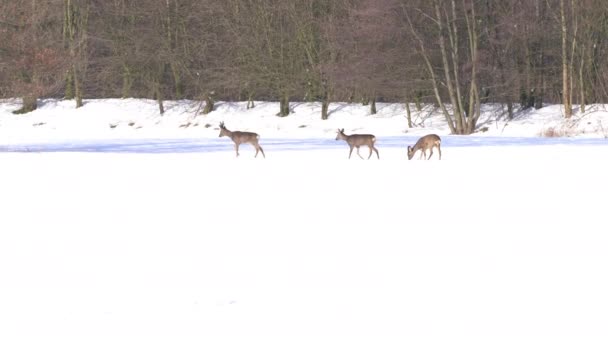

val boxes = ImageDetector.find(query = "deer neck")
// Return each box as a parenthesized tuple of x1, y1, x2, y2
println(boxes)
(222, 129, 234, 139)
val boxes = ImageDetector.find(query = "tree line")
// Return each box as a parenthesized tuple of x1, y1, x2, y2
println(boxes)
(1, 0, 607, 134)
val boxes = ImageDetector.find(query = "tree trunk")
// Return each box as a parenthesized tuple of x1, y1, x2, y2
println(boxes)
(467, 84, 480, 133)
(524, 25, 532, 98)
(535, 31, 545, 110)
(405, 8, 456, 134)
(320, 78, 329, 120)
(74, 64, 83, 108)
(534, 0, 544, 110)
(465, 0, 481, 134)
(370, 97, 377, 115)
(414, 91, 422, 111)
(65, 70, 74, 99)
(448, 0, 466, 133)
(122, 65, 133, 98)
(561, 0, 573, 118)
(155, 82, 164, 115)
(203, 91, 214, 114)
(404, 98, 413, 128)
(13, 96, 38, 114)
(321, 97, 329, 120)
(64, 0, 87, 109)
(568, 0, 578, 115)
(247, 92, 255, 109)
(171, 62, 183, 99)
(534, 89, 543, 109)
(278, 93, 289, 117)
(579, 47, 586, 114)
(435, 0, 463, 134)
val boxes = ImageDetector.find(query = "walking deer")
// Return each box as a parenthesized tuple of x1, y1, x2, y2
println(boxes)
(407, 134, 441, 160)
(335, 128, 380, 159)
(218, 121, 266, 158)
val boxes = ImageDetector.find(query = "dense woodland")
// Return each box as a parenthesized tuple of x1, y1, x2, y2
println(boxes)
(1, 0, 608, 134)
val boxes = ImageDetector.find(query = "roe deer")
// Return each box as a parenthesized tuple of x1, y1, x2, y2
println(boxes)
(218, 121, 266, 158)
(335, 128, 380, 159)
(407, 134, 441, 160)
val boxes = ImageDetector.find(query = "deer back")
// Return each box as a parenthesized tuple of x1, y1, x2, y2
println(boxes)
(219, 122, 260, 144)
(413, 134, 441, 150)
(336, 129, 375, 147)
(347, 134, 376, 147)
(408, 134, 441, 159)
(231, 131, 260, 144)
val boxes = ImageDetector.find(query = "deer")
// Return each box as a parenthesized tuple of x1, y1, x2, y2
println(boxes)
(407, 134, 442, 160)
(218, 121, 266, 158)
(335, 128, 380, 159)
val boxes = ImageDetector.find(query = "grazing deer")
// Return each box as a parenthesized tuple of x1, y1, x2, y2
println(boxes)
(218, 121, 266, 158)
(335, 128, 380, 159)
(407, 134, 442, 160)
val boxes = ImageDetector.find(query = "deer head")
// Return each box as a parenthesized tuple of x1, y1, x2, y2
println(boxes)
(218, 121, 228, 138)
(335, 128, 346, 141)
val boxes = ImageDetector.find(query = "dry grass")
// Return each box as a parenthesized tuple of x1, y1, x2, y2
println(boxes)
(539, 120, 579, 137)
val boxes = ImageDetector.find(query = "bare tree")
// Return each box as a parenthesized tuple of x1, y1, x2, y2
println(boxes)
(3, 0, 608, 127)
(63, 0, 89, 108)
(330, 0, 407, 115)
(3, 0, 65, 114)
(222, 0, 307, 117)
(560, 0, 573, 118)
(404, 0, 483, 134)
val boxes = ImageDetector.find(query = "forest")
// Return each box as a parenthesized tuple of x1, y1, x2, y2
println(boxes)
(1, 0, 607, 134)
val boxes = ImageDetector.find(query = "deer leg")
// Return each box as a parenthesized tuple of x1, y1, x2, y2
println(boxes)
(373, 146, 380, 159)
(356, 146, 364, 159)
(348, 146, 354, 159)
(235, 143, 240, 157)
(438, 145, 442, 160)
(428, 147, 434, 160)
(367, 145, 373, 159)
(253, 143, 265, 158)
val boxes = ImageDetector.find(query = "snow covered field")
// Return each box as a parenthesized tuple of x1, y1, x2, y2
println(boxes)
(1, 98, 608, 342)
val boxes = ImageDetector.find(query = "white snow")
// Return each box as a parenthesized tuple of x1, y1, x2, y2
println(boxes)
(1, 98, 608, 342)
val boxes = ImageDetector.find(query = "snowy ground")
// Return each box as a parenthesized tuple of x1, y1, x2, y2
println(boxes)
(1, 98, 608, 342)
(1, 98, 608, 142)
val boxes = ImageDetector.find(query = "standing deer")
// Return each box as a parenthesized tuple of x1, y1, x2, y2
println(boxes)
(335, 128, 380, 159)
(218, 121, 266, 158)
(407, 134, 442, 160)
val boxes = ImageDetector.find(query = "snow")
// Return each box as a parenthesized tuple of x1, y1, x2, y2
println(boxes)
(1, 98, 608, 342)
(2, 98, 608, 143)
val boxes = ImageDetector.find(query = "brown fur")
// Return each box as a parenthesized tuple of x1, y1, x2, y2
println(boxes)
(407, 134, 441, 160)
(219, 121, 265, 158)
(335, 128, 380, 159)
